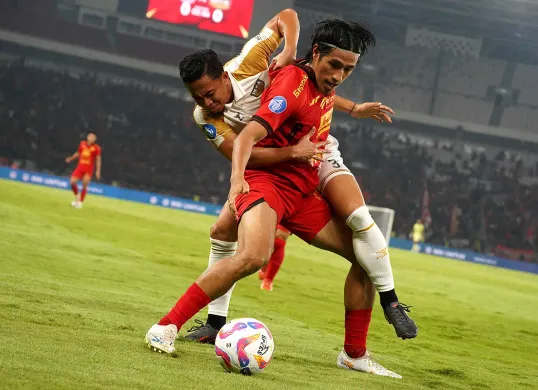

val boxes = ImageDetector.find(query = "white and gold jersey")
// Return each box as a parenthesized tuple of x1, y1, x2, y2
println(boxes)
(193, 27, 282, 148)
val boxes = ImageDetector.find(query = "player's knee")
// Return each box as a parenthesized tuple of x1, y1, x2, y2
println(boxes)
(346, 206, 375, 231)
(237, 251, 270, 276)
(210, 222, 237, 242)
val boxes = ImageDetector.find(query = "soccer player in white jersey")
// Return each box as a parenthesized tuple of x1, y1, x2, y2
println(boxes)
(178, 9, 417, 344)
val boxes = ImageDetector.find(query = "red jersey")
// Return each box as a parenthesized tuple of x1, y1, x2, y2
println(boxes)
(250, 63, 335, 194)
(77, 141, 101, 169)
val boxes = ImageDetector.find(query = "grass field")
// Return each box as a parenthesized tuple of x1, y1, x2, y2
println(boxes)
(1, 180, 537, 390)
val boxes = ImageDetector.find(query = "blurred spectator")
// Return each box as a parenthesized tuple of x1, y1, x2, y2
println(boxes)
(1, 64, 536, 261)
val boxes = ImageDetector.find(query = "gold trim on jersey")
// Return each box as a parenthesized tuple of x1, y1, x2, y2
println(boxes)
(225, 28, 282, 81)
(316, 108, 334, 138)
(357, 222, 376, 233)
(318, 167, 350, 186)
(193, 106, 234, 149)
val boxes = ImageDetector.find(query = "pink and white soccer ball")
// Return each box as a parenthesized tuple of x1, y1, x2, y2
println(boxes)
(214, 318, 274, 375)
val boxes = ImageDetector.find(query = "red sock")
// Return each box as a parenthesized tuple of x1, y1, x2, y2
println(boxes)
(344, 309, 372, 358)
(264, 237, 286, 283)
(71, 183, 78, 195)
(158, 283, 211, 330)
(80, 188, 87, 202)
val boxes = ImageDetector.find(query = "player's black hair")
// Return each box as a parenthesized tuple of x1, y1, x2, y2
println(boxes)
(305, 19, 376, 62)
(178, 49, 224, 84)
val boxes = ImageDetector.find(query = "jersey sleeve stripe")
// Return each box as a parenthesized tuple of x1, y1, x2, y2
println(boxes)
(226, 28, 282, 81)
(251, 115, 274, 134)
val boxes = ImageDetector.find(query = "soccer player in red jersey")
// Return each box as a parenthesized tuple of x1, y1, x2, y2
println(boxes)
(146, 20, 413, 378)
(181, 10, 400, 345)
(65, 132, 102, 209)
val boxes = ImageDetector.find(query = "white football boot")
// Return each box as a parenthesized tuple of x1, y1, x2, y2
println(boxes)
(337, 349, 402, 379)
(71, 194, 81, 208)
(145, 324, 178, 354)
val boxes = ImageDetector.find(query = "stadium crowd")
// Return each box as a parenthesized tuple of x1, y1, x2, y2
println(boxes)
(1, 64, 537, 261)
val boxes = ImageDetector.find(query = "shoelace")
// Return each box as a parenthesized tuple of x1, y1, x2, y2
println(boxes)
(186, 319, 205, 333)
(163, 328, 177, 343)
(368, 358, 389, 372)
(392, 303, 413, 323)
(363, 352, 392, 374)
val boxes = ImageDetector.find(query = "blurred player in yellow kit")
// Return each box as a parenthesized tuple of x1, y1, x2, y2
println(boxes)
(411, 219, 425, 252)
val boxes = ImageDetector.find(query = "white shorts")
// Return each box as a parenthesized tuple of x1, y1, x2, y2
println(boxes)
(317, 134, 353, 193)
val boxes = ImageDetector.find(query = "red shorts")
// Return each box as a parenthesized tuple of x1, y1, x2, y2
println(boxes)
(71, 165, 94, 179)
(235, 171, 332, 243)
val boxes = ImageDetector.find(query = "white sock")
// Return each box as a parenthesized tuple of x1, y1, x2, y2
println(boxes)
(207, 238, 237, 317)
(346, 206, 395, 292)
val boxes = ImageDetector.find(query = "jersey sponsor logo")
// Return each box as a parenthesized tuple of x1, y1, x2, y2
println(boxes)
(234, 112, 245, 122)
(251, 79, 265, 97)
(268, 96, 287, 114)
(203, 124, 218, 139)
(316, 108, 334, 138)
(376, 247, 389, 259)
(310, 95, 320, 106)
(293, 74, 308, 98)
(320, 95, 335, 110)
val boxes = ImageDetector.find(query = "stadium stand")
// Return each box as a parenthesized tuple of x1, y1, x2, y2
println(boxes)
(1, 63, 536, 260)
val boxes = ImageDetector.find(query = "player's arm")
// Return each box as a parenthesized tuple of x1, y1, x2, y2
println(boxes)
(219, 130, 324, 168)
(264, 9, 300, 69)
(194, 107, 320, 167)
(65, 151, 79, 163)
(334, 95, 394, 123)
(229, 121, 269, 210)
(232, 122, 268, 175)
(95, 155, 102, 180)
(226, 9, 299, 79)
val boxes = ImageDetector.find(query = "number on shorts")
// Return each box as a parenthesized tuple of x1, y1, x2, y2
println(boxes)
(328, 159, 341, 168)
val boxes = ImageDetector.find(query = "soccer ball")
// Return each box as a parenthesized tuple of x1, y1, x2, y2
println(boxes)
(214, 318, 274, 375)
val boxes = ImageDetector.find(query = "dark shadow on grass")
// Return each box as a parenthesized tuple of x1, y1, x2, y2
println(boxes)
(427, 368, 466, 379)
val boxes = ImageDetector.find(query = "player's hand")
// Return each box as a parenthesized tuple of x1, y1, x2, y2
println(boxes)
(350, 102, 394, 123)
(65, 157, 72, 163)
(228, 176, 250, 216)
(291, 127, 330, 162)
(270, 48, 296, 71)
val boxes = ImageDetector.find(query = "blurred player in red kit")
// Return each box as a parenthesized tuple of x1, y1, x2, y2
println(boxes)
(65, 132, 102, 209)
(258, 225, 290, 291)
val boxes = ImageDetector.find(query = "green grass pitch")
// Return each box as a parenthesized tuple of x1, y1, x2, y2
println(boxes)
(0, 180, 537, 390)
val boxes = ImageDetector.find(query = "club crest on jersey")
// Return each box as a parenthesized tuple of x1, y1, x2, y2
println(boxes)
(203, 124, 217, 140)
(268, 96, 287, 114)
(251, 79, 265, 97)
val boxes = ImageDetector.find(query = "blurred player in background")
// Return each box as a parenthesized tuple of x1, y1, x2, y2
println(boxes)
(258, 225, 290, 291)
(411, 219, 425, 252)
(65, 132, 101, 209)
